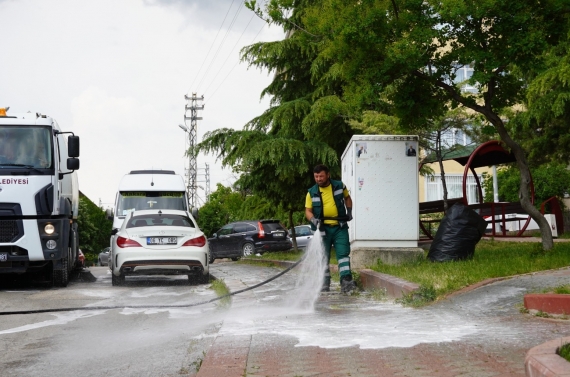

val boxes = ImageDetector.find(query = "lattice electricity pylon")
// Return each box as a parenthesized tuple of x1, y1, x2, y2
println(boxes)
(183, 93, 204, 209)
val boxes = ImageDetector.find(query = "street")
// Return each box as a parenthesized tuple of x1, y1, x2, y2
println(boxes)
(1, 262, 570, 376)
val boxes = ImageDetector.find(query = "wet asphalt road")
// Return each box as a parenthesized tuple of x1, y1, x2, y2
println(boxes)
(0, 262, 569, 376)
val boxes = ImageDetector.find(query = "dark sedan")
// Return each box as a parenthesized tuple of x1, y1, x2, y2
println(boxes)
(208, 219, 292, 262)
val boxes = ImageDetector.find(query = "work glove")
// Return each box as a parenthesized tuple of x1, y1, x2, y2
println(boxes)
(347, 208, 353, 221)
(309, 217, 320, 229)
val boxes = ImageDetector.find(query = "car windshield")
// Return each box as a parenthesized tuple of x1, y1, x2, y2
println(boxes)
(126, 214, 195, 228)
(0, 126, 52, 170)
(117, 191, 187, 217)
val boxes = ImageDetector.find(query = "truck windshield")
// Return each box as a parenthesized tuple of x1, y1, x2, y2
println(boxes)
(117, 191, 187, 217)
(0, 126, 52, 169)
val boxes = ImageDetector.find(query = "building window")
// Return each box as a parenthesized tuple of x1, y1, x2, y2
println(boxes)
(425, 174, 483, 204)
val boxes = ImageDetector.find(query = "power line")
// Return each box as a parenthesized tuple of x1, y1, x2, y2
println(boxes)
(202, 12, 256, 96)
(195, 1, 246, 92)
(206, 23, 267, 103)
(186, 0, 238, 95)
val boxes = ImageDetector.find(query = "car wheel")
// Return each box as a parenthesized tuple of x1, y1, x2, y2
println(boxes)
(242, 242, 254, 257)
(111, 272, 125, 286)
(231, 257, 240, 261)
(208, 250, 215, 264)
(188, 272, 209, 285)
(98, 257, 102, 266)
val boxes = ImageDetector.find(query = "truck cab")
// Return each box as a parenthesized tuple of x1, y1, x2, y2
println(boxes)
(0, 108, 80, 286)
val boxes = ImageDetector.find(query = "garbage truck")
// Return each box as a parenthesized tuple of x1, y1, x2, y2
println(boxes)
(0, 107, 80, 286)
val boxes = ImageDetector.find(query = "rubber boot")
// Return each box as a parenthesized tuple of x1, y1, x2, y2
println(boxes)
(321, 270, 331, 292)
(340, 275, 357, 294)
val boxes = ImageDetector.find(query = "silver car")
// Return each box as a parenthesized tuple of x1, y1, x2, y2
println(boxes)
(289, 225, 314, 250)
(98, 247, 110, 266)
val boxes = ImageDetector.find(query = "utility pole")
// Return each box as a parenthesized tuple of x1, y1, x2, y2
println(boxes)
(183, 93, 204, 209)
(204, 163, 210, 200)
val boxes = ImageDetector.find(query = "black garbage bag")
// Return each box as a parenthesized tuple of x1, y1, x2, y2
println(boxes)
(427, 203, 488, 262)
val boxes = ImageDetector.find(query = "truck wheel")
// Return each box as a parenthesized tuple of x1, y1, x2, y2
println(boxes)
(53, 259, 69, 287)
(111, 273, 125, 286)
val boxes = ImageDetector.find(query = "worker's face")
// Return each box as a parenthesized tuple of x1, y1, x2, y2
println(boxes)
(314, 171, 330, 187)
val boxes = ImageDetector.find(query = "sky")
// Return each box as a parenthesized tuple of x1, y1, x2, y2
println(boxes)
(0, 0, 283, 208)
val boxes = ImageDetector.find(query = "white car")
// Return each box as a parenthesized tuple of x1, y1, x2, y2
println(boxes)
(110, 209, 209, 286)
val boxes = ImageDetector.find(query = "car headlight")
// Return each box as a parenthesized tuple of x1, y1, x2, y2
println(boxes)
(44, 223, 55, 235)
(46, 240, 57, 249)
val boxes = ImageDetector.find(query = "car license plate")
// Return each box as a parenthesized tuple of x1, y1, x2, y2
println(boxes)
(273, 232, 284, 237)
(0, 253, 7, 262)
(147, 237, 177, 245)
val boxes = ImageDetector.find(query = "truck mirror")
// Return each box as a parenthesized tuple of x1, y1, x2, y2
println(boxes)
(191, 207, 199, 219)
(67, 158, 80, 171)
(68, 136, 80, 158)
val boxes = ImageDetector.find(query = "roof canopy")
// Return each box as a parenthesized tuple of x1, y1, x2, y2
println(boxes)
(423, 141, 516, 168)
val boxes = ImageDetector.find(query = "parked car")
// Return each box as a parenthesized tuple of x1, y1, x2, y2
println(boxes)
(208, 220, 292, 262)
(98, 247, 110, 266)
(288, 225, 314, 250)
(109, 209, 209, 286)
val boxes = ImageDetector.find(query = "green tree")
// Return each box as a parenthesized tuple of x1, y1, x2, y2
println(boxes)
(512, 31, 570, 167)
(77, 195, 112, 262)
(195, 1, 350, 231)
(251, 0, 569, 249)
(198, 183, 303, 237)
(198, 183, 244, 237)
(482, 163, 570, 209)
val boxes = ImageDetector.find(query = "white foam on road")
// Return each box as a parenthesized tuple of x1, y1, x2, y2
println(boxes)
(0, 310, 107, 335)
(217, 299, 482, 349)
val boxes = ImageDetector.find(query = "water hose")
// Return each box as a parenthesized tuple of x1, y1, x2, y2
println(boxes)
(0, 256, 307, 316)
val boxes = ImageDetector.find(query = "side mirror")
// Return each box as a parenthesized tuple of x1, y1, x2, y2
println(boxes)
(111, 228, 118, 236)
(191, 207, 199, 220)
(68, 136, 80, 158)
(67, 158, 79, 170)
(212, 233, 217, 238)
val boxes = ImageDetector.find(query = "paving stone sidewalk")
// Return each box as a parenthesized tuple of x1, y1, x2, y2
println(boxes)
(196, 262, 570, 377)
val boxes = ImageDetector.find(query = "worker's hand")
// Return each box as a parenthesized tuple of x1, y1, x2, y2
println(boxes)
(347, 208, 353, 221)
(309, 217, 320, 229)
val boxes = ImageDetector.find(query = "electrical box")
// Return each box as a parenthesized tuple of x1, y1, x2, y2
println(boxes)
(341, 135, 419, 248)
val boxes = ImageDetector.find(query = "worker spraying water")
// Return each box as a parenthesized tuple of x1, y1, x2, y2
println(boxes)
(305, 164, 357, 294)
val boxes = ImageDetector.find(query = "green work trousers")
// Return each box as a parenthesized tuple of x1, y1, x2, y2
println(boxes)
(322, 224, 352, 287)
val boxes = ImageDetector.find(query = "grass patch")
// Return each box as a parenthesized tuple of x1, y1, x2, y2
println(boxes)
(559, 343, 570, 362)
(552, 285, 570, 294)
(370, 239, 570, 302)
(396, 285, 438, 307)
(210, 278, 231, 307)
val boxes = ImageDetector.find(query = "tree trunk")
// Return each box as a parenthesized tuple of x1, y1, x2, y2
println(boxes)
(288, 208, 298, 251)
(488, 114, 553, 250)
(436, 130, 450, 212)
